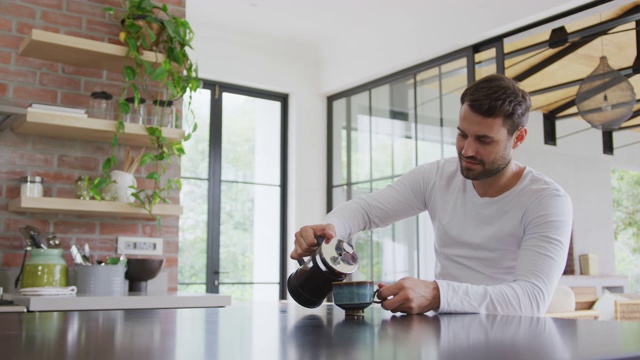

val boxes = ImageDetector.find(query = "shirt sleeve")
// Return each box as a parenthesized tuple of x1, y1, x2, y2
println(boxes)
(323, 163, 435, 239)
(437, 189, 573, 316)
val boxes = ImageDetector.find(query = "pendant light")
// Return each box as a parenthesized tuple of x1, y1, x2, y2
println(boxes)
(575, 23, 636, 131)
(575, 56, 635, 130)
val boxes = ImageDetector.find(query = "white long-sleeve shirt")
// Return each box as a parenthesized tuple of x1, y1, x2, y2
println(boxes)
(324, 157, 573, 316)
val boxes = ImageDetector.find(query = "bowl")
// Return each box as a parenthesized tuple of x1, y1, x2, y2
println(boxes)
(125, 258, 165, 293)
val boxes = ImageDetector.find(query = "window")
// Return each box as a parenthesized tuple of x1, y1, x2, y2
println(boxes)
(612, 168, 640, 292)
(328, 53, 475, 282)
(179, 81, 288, 301)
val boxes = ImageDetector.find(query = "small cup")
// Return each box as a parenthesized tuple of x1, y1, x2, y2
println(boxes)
(332, 281, 381, 316)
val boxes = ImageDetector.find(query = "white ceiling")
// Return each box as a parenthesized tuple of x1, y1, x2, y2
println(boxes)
(187, 0, 595, 93)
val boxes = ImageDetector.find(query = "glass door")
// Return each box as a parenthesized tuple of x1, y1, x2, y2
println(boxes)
(179, 81, 288, 301)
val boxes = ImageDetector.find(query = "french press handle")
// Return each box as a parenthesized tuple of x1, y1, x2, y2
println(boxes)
(297, 236, 325, 266)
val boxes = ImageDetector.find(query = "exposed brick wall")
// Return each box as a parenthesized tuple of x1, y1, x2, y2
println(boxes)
(0, 0, 185, 291)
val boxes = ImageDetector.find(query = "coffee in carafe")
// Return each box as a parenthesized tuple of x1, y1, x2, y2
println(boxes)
(287, 237, 358, 308)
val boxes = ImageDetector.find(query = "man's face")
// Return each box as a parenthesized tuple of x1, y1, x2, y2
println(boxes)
(456, 104, 516, 181)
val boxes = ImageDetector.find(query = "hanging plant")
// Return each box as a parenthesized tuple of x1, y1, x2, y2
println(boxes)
(94, 0, 200, 227)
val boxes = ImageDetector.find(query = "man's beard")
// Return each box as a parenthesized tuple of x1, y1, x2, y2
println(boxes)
(458, 148, 512, 181)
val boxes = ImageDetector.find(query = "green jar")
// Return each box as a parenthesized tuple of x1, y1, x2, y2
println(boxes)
(21, 248, 68, 288)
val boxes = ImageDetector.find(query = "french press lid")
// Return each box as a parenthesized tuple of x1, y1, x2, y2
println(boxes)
(317, 237, 358, 275)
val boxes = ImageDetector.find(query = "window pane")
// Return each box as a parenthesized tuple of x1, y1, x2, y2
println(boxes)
(219, 182, 280, 285)
(392, 216, 418, 278)
(416, 67, 443, 164)
(612, 169, 640, 292)
(373, 226, 392, 282)
(178, 178, 209, 289)
(182, 88, 211, 179)
(332, 98, 347, 186)
(221, 93, 281, 185)
(371, 76, 417, 180)
(442, 58, 467, 128)
(178, 284, 206, 293)
(371, 84, 393, 179)
(351, 182, 371, 200)
(351, 231, 372, 281)
(331, 185, 348, 209)
(350, 91, 371, 183)
(475, 47, 497, 80)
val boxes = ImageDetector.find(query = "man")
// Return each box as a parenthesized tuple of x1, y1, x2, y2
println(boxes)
(291, 74, 573, 317)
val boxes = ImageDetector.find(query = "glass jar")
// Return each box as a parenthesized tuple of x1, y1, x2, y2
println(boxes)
(100, 181, 119, 201)
(20, 248, 68, 288)
(20, 176, 43, 197)
(152, 99, 175, 128)
(88, 91, 114, 120)
(124, 96, 147, 124)
(73, 176, 92, 200)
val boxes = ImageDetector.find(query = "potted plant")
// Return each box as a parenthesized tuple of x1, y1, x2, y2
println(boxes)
(95, 0, 200, 226)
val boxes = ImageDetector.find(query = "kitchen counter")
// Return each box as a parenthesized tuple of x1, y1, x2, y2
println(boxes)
(2, 301, 640, 359)
(4, 291, 231, 311)
(0, 304, 26, 313)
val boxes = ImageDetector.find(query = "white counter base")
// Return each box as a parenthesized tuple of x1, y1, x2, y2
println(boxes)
(5, 292, 232, 312)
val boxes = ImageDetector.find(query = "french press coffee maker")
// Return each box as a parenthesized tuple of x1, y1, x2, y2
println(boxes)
(287, 236, 358, 308)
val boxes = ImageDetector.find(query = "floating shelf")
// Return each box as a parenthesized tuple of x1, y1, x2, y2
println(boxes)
(18, 29, 166, 73)
(9, 197, 182, 219)
(12, 108, 185, 146)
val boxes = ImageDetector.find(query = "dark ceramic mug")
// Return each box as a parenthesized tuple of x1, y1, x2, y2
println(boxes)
(332, 281, 381, 316)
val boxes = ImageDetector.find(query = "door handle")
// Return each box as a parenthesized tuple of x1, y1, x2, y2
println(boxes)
(213, 270, 227, 286)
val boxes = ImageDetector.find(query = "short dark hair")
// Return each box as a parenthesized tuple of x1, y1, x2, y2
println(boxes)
(460, 74, 531, 136)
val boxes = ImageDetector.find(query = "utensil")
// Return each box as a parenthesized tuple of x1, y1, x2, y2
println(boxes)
(39, 232, 61, 249)
(19, 225, 44, 249)
(83, 243, 92, 264)
(124, 147, 145, 174)
(27, 225, 45, 249)
(287, 236, 359, 308)
(18, 227, 35, 249)
(70, 245, 90, 265)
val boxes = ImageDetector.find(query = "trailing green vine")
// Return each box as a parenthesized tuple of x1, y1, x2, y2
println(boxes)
(92, 0, 200, 226)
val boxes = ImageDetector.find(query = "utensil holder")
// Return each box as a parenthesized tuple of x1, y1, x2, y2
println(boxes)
(109, 170, 137, 203)
(74, 264, 126, 296)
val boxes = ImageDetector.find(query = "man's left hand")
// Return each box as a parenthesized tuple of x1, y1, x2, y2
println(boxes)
(376, 277, 440, 314)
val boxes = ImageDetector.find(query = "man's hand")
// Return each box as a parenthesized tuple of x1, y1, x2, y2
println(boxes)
(290, 224, 337, 260)
(376, 277, 440, 314)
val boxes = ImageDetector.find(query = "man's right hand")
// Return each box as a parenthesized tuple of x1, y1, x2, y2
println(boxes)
(290, 224, 337, 260)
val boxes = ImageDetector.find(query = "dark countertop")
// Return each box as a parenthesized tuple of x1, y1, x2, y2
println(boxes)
(2, 301, 640, 359)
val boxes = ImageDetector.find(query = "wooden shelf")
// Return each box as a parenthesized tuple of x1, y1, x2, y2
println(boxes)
(14, 29, 185, 221)
(12, 108, 185, 146)
(9, 197, 182, 219)
(18, 29, 166, 73)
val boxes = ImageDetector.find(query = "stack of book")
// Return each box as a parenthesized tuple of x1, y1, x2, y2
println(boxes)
(28, 103, 87, 117)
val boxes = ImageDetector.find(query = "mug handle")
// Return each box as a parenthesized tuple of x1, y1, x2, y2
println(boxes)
(297, 236, 325, 266)
(372, 288, 383, 304)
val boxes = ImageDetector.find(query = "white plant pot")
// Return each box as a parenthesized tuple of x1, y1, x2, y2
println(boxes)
(110, 170, 137, 203)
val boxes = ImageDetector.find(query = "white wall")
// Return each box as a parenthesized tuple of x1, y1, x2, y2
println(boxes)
(317, 0, 595, 94)
(187, 28, 328, 273)
(518, 112, 640, 275)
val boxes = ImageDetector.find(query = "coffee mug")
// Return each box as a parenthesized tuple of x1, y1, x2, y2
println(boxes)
(332, 281, 381, 315)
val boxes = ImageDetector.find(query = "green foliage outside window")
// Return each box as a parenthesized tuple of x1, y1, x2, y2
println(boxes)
(612, 168, 640, 292)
